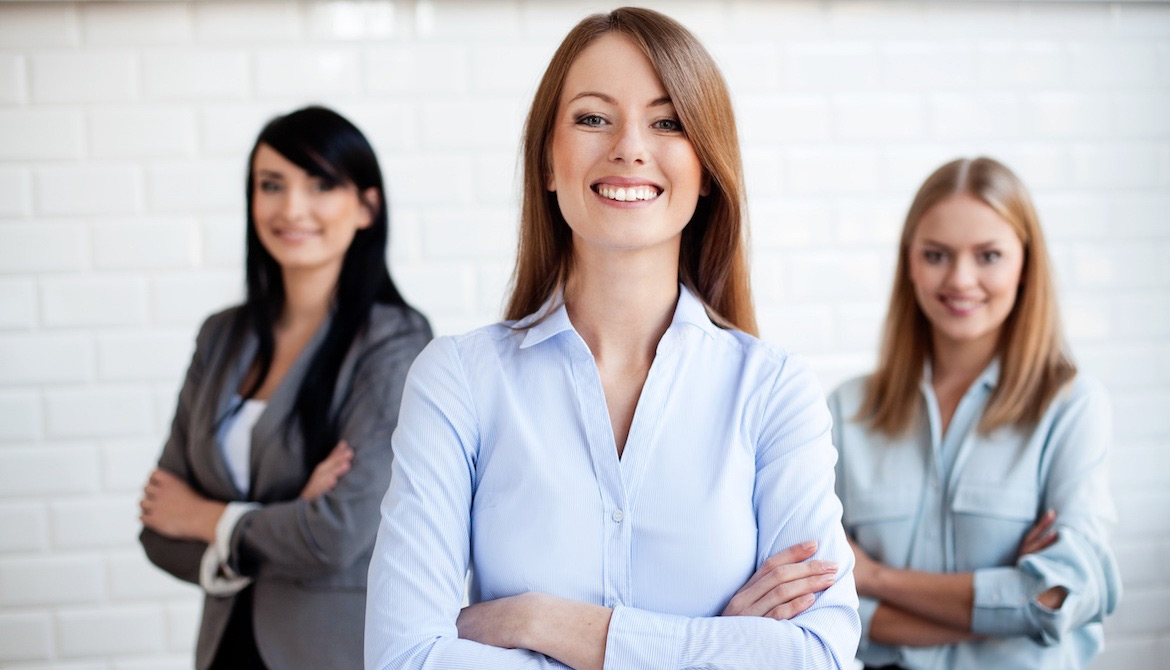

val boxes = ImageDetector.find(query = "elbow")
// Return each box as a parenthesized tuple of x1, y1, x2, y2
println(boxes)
(303, 517, 377, 573)
(139, 526, 201, 585)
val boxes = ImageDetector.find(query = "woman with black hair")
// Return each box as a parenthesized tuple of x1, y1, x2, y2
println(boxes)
(139, 105, 431, 670)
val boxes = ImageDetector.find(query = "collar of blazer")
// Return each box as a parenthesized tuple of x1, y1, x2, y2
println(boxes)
(204, 308, 336, 501)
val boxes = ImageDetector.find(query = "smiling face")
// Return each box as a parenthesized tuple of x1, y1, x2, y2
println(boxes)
(547, 32, 707, 261)
(250, 143, 376, 277)
(908, 193, 1026, 354)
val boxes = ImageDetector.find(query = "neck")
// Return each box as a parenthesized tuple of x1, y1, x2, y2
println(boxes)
(278, 263, 340, 332)
(564, 246, 679, 365)
(930, 330, 999, 391)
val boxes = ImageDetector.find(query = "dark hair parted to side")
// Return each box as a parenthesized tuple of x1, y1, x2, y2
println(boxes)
(505, 6, 756, 334)
(240, 105, 410, 472)
(860, 156, 1076, 436)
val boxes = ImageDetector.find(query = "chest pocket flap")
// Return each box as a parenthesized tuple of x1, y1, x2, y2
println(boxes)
(844, 489, 919, 525)
(952, 481, 1037, 521)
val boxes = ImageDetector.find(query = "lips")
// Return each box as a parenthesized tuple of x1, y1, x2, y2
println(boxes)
(939, 294, 984, 315)
(273, 227, 321, 242)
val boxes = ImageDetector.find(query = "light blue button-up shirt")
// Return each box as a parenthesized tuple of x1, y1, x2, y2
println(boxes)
(366, 285, 860, 669)
(829, 362, 1121, 669)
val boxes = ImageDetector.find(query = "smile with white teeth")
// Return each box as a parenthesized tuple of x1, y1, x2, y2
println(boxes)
(942, 296, 982, 311)
(595, 184, 660, 202)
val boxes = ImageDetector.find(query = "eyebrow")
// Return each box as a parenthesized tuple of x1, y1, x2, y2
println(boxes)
(567, 91, 673, 107)
(919, 238, 1005, 251)
(255, 169, 284, 179)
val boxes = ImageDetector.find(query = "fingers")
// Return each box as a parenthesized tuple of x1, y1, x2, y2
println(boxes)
(741, 541, 818, 591)
(1020, 508, 1059, 556)
(1023, 509, 1055, 543)
(320, 442, 354, 470)
(150, 468, 179, 485)
(300, 443, 354, 500)
(755, 562, 838, 615)
(767, 593, 816, 621)
(724, 556, 837, 617)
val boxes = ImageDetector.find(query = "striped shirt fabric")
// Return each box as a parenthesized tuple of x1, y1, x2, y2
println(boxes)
(366, 285, 861, 669)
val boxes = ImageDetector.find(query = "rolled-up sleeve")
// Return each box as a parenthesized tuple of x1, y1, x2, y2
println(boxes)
(970, 379, 1122, 644)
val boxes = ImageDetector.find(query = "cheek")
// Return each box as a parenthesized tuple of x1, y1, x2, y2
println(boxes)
(668, 147, 704, 193)
(907, 259, 933, 293)
(989, 262, 1025, 298)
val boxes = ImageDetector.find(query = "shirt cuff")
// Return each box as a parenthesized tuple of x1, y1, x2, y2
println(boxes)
(197, 544, 248, 596)
(197, 502, 260, 596)
(214, 501, 260, 578)
(603, 604, 683, 670)
(971, 566, 1045, 637)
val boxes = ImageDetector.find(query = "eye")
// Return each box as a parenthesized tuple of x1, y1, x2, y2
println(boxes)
(258, 179, 282, 194)
(575, 113, 607, 128)
(653, 118, 683, 133)
(978, 250, 1002, 264)
(310, 178, 339, 193)
(922, 249, 947, 264)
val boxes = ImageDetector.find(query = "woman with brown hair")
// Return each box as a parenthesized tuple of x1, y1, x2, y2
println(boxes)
(830, 157, 1121, 669)
(365, 7, 859, 670)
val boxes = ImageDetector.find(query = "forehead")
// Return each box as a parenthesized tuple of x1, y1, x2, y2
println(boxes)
(560, 32, 668, 104)
(252, 143, 303, 176)
(915, 194, 1020, 245)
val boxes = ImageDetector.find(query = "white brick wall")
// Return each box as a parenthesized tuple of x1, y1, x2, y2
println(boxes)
(0, 1, 1166, 667)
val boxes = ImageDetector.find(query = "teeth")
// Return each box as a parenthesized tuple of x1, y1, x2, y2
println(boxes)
(597, 184, 659, 202)
(945, 298, 979, 310)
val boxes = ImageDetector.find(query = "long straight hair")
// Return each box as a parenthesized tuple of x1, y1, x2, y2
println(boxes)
(504, 7, 756, 334)
(861, 157, 1076, 436)
(239, 106, 408, 472)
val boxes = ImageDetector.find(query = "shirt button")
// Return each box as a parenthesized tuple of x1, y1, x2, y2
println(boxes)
(611, 509, 624, 523)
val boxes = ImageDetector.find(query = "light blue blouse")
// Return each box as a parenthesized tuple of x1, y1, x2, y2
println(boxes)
(366, 285, 861, 669)
(829, 362, 1121, 670)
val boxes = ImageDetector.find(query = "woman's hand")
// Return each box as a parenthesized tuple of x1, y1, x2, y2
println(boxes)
(849, 537, 883, 598)
(301, 440, 353, 500)
(139, 468, 224, 544)
(1018, 508, 1059, 559)
(1018, 509, 1067, 609)
(722, 541, 838, 619)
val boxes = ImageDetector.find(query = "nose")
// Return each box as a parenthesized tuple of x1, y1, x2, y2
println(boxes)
(280, 186, 309, 221)
(609, 121, 647, 165)
(945, 254, 977, 290)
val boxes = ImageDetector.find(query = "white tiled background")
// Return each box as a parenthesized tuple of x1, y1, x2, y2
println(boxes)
(0, 1, 1167, 667)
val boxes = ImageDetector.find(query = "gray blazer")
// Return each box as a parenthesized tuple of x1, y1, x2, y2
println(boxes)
(140, 302, 431, 670)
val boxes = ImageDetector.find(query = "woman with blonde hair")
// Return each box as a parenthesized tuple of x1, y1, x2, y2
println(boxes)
(366, 7, 859, 669)
(830, 157, 1120, 669)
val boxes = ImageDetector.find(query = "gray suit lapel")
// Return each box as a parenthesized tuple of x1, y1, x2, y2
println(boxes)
(247, 312, 335, 497)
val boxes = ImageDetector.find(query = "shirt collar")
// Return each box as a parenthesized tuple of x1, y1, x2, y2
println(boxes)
(517, 283, 721, 350)
(670, 283, 722, 339)
(921, 356, 1002, 392)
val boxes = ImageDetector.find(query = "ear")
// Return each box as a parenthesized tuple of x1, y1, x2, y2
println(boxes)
(545, 168, 556, 192)
(358, 187, 380, 229)
(699, 172, 711, 197)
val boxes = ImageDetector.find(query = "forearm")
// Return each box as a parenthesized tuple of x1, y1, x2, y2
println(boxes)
(522, 595, 611, 670)
(868, 566, 974, 631)
(869, 602, 979, 647)
(230, 497, 377, 578)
